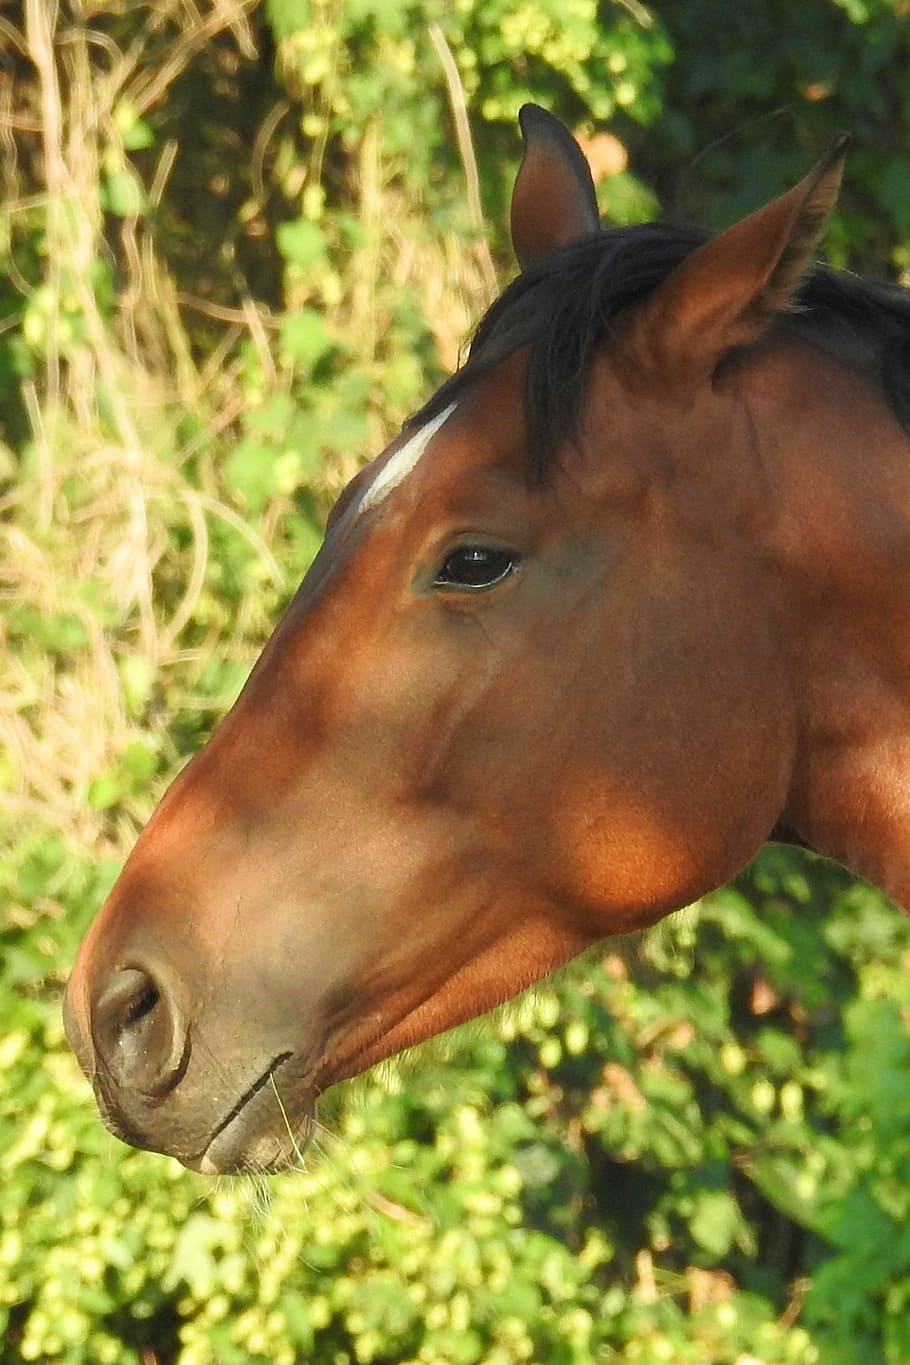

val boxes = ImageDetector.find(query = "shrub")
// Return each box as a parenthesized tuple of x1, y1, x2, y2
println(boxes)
(4, 2, 910, 1361)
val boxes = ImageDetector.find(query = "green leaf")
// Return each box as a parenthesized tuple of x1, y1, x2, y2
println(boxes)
(86, 772, 122, 811)
(281, 308, 332, 368)
(276, 218, 327, 269)
(103, 168, 146, 217)
(224, 439, 279, 512)
(689, 1189, 741, 1257)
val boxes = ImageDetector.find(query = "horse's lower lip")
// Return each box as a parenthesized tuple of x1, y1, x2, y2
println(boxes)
(193, 1053, 313, 1174)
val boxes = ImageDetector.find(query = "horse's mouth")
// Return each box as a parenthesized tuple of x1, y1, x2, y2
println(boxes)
(192, 1052, 314, 1174)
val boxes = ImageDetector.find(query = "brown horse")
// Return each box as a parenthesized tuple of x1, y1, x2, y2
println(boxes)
(64, 107, 910, 1173)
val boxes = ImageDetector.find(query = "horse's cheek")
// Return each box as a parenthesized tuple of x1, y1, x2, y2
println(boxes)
(539, 562, 795, 928)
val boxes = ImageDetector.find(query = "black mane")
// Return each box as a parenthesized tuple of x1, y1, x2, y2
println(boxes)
(412, 223, 910, 478)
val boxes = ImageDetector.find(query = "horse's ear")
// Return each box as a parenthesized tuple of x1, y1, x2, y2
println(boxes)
(622, 135, 849, 387)
(511, 105, 600, 270)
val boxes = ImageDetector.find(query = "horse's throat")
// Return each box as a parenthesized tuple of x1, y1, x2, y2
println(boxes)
(782, 683, 910, 910)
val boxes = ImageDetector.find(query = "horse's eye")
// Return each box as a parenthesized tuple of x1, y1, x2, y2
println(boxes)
(434, 546, 517, 591)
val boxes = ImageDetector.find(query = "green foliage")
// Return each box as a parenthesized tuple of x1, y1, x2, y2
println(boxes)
(7, 841, 910, 1362)
(5, 1, 910, 1362)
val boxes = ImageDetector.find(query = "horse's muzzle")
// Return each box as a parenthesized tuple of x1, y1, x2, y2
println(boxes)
(63, 957, 315, 1173)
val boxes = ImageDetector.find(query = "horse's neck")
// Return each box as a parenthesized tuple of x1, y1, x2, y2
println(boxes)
(749, 338, 910, 908)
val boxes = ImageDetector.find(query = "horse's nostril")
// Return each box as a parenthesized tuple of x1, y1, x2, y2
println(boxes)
(92, 965, 189, 1099)
(123, 982, 159, 1029)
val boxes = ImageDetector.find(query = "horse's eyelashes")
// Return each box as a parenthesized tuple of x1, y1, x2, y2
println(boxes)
(433, 545, 518, 592)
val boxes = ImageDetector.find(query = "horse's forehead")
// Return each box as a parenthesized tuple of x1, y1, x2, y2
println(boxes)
(285, 401, 468, 623)
(358, 402, 458, 514)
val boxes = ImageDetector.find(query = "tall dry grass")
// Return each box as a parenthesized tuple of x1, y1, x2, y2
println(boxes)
(0, 2, 491, 862)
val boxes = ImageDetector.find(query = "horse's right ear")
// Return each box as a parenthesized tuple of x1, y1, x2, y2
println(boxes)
(511, 105, 600, 270)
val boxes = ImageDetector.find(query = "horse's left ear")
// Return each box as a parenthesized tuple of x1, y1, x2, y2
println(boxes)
(622, 134, 849, 387)
(511, 105, 600, 270)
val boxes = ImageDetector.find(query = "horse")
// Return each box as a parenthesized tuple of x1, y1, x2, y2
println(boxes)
(64, 106, 910, 1174)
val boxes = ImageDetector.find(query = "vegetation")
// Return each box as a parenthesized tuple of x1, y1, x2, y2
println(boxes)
(4, 1, 910, 1361)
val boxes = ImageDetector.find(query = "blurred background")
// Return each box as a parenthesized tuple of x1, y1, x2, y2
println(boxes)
(4, 1, 910, 1361)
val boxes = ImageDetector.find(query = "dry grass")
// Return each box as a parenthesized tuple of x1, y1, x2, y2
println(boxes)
(2, 5, 254, 847)
(0, 4, 492, 858)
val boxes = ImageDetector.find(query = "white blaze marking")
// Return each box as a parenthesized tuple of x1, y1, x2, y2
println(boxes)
(359, 402, 457, 513)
